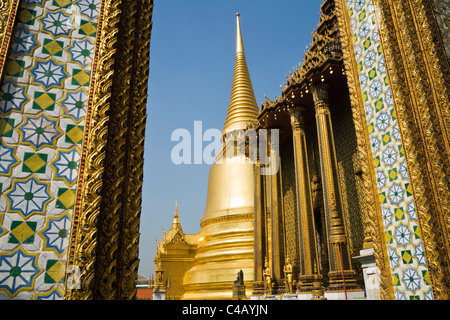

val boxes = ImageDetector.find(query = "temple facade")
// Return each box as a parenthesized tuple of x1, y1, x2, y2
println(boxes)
(0, 0, 448, 301)
(0, 0, 153, 299)
(155, 0, 450, 301)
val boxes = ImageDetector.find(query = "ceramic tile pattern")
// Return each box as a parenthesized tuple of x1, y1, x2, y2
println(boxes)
(345, 0, 433, 300)
(0, 0, 99, 299)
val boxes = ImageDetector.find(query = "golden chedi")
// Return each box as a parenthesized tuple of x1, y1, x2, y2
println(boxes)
(181, 13, 259, 300)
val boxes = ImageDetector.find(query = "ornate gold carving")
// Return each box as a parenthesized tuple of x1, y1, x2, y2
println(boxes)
(311, 82, 330, 108)
(334, 0, 392, 299)
(64, 0, 153, 300)
(167, 232, 186, 245)
(328, 196, 346, 245)
(372, 0, 450, 300)
(311, 275, 327, 300)
(64, 0, 121, 300)
(154, 261, 165, 291)
(0, 0, 20, 81)
(287, 104, 307, 132)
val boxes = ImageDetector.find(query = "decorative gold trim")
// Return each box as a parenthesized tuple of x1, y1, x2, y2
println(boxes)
(200, 213, 254, 228)
(373, 0, 450, 300)
(64, 0, 153, 300)
(64, 0, 119, 300)
(0, 0, 20, 82)
(96, 0, 152, 300)
(334, 0, 393, 300)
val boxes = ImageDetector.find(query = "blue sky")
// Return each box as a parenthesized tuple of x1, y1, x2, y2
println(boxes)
(139, 0, 324, 278)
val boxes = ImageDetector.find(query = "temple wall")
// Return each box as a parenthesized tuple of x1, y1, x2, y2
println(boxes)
(0, 0, 99, 299)
(345, 0, 433, 300)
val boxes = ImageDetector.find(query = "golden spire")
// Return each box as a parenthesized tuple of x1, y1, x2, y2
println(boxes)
(182, 14, 257, 299)
(222, 13, 259, 134)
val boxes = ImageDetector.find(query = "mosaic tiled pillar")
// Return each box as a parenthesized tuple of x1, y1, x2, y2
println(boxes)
(345, 0, 434, 300)
(0, 0, 99, 299)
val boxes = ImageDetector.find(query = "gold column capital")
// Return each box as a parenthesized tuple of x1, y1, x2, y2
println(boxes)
(287, 104, 307, 132)
(311, 82, 330, 112)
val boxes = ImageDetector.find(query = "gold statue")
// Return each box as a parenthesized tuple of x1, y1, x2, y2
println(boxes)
(283, 256, 294, 294)
(263, 258, 272, 294)
(154, 260, 165, 290)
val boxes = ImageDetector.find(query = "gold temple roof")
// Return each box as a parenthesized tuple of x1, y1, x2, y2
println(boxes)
(163, 200, 187, 244)
(260, 0, 342, 113)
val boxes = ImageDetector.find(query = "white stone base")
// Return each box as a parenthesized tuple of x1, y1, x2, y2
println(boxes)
(296, 293, 313, 300)
(152, 290, 165, 300)
(251, 290, 366, 300)
(324, 290, 366, 300)
(296, 290, 366, 300)
(353, 248, 381, 300)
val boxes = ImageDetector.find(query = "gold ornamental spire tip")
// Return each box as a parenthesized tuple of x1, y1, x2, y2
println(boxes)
(169, 199, 182, 235)
(236, 13, 244, 54)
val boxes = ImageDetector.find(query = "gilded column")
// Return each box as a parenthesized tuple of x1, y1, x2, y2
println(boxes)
(264, 165, 273, 275)
(288, 105, 322, 293)
(253, 158, 266, 294)
(268, 130, 284, 286)
(311, 82, 358, 291)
